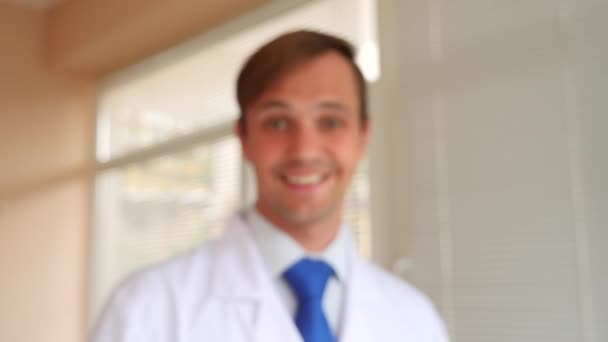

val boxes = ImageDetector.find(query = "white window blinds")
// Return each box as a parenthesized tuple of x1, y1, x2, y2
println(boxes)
(383, 0, 608, 341)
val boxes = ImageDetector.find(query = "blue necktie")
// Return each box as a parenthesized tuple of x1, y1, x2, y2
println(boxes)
(283, 258, 335, 342)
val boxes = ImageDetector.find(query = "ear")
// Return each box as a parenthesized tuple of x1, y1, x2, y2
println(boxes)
(358, 118, 371, 156)
(235, 118, 251, 162)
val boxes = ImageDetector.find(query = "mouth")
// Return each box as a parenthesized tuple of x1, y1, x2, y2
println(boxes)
(281, 172, 331, 190)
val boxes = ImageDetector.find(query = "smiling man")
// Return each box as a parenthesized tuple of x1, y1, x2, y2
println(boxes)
(93, 30, 448, 342)
(238, 43, 367, 253)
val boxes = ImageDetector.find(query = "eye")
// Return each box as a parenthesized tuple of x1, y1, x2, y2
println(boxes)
(263, 117, 289, 131)
(320, 116, 344, 130)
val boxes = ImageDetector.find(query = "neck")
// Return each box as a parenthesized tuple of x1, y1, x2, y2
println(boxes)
(255, 203, 342, 253)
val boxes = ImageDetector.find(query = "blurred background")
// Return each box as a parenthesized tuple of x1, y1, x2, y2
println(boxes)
(0, 0, 605, 341)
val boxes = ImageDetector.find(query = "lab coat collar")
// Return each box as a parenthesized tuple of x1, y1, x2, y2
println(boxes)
(245, 207, 350, 282)
(208, 212, 303, 342)
(207, 212, 385, 342)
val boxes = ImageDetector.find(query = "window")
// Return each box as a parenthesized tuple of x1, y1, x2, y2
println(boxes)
(91, 0, 379, 322)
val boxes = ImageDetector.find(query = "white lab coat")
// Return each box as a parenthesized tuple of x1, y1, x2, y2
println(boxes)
(92, 213, 449, 342)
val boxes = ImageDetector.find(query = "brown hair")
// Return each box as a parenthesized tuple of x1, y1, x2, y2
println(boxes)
(236, 30, 368, 129)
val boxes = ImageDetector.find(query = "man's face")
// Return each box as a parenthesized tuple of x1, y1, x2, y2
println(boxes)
(237, 51, 369, 229)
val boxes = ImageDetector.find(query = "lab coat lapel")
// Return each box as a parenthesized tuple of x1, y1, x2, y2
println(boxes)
(338, 248, 380, 342)
(209, 214, 302, 342)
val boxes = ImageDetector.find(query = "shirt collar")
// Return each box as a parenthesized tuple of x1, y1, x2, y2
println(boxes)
(246, 207, 350, 282)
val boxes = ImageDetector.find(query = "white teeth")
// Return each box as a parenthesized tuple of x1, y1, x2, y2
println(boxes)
(286, 174, 323, 185)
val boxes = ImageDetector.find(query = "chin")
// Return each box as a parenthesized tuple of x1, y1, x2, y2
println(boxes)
(277, 203, 339, 228)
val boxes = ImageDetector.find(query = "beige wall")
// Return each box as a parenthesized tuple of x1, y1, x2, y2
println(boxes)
(0, 4, 95, 342)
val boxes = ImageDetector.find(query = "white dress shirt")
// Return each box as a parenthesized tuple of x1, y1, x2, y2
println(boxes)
(245, 208, 350, 335)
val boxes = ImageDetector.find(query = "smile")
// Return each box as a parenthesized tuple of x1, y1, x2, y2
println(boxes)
(281, 172, 331, 188)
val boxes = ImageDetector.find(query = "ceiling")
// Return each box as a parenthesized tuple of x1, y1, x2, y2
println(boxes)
(0, 0, 66, 10)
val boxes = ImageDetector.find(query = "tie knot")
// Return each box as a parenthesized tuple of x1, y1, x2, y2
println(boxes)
(283, 258, 335, 301)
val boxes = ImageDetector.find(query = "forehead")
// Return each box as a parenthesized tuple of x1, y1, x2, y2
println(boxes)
(247, 52, 359, 112)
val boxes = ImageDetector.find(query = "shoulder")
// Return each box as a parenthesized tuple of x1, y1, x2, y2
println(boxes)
(91, 240, 221, 341)
(359, 259, 429, 303)
(128, 236, 221, 289)
(96, 214, 252, 309)
(113, 237, 223, 302)
(355, 259, 450, 341)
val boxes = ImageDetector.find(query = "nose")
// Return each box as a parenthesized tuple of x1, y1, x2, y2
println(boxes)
(286, 122, 322, 162)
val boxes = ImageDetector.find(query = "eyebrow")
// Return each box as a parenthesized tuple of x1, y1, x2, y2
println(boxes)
(251, 99, 353, 115)
(317, 101, 352, 114)
(252, 100, 290, 114)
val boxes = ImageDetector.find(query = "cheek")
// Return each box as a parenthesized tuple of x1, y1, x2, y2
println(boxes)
(333, 135, 366, 164)
(246, 138, 284, 169)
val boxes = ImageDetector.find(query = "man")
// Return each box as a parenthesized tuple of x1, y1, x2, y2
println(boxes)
(93, 30, 448, 342)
